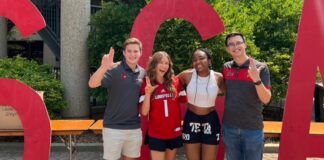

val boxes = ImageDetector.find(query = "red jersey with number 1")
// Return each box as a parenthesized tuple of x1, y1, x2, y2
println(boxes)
(139, 77, 187, 139)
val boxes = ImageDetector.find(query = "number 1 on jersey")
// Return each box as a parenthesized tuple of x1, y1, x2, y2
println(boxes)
(163, 99, 169, 117)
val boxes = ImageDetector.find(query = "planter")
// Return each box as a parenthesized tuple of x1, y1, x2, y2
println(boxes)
(0, 91, 44, 130)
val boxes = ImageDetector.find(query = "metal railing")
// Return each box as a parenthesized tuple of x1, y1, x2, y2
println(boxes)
(29, 1, 102, 60)
(32, 0, 61, 59)
(91, 4, 102, 15)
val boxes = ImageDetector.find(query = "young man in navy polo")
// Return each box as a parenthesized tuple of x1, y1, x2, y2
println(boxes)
(88, 38, 145, 160)
(222, 32, 272, 160)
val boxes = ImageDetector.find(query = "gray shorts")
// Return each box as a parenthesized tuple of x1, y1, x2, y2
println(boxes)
(103, 128, 142, 160)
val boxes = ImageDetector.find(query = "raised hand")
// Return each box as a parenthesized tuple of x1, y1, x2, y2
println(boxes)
(248, 58, 261, 82)
(145, 76, 158, 95)
(101, 47, 119, 71)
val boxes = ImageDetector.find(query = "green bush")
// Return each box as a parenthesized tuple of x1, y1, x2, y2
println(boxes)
(246, 0, 303, 101)
(88, 1, 146, 104)
(88, 1, 146, 69)
(0, 56, 67, 119)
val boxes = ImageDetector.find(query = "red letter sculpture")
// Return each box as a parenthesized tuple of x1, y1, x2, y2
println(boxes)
(0, 79, 51, 160)
(0, 0, 46, 37)
(0, 0, 48, 159)
(279, 0, 324, 159)
(131, 0, 224, 68)
(130, 0, 225, 159)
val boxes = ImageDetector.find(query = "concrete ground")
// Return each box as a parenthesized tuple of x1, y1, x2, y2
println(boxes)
(0, 143, 323, 160)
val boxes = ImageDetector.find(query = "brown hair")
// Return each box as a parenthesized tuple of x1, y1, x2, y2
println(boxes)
(146, 51, 175, 96)
(123, 37, 142, 51)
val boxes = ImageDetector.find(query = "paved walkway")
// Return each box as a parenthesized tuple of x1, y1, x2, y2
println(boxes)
(0, 143, 323, 160)
(0, 150, 280, 160)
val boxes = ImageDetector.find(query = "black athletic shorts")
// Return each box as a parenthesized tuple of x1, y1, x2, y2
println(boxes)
(144, 134, 183, 151)
(182, 110, 221, 145)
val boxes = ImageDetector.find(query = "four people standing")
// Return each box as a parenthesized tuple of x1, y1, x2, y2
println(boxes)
(89, 33, 271, 160)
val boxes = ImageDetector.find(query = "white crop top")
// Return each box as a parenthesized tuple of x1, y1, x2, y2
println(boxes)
(187, 69, 219, 108)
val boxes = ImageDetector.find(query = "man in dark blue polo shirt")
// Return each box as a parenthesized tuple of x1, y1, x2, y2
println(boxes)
(222, 32, 272, 160)
(88, 38, 145, 160)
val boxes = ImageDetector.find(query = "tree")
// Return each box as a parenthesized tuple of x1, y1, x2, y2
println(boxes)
(247, 0, 303, 101)
(154, 0, 260, 73)
(88, 0, 303, 102)
(88, 1, 146, 104)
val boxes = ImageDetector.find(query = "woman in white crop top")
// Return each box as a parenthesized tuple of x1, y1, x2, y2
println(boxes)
(177, 48, 224, 160)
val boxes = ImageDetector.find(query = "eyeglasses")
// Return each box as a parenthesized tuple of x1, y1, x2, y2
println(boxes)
(227, 41, 245, 48)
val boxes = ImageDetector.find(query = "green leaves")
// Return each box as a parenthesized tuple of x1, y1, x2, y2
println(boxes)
(88, 2, 145, 69)
(88, 0, 303, 102)
(246, 0, 303, 101)
(0, 56, 67, 119)
(88, 1, 147, 104)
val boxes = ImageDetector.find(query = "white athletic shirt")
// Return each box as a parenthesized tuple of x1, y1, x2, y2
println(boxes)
(187, 69, 219, 108)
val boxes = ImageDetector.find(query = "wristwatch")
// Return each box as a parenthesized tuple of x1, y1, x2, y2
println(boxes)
(254, 80, 262, 85)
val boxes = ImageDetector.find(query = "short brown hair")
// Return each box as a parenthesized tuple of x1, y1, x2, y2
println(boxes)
(123, 37, 142, 51)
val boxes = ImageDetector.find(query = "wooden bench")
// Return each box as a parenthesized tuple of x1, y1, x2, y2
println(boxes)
(263, 121, 324, 138)
(90, 120, 324, 160)
(90, 120, 324, 138)
(0, 119, 95, 160)
(89, 119, 103, 134)
(90, 120, 284, 136)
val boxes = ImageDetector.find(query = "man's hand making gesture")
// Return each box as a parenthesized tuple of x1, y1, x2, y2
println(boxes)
(248, 58, 262, 83)
(88, 47, 119, 88)
(101, 47, 119, 71)
(248, 58, 271, 104)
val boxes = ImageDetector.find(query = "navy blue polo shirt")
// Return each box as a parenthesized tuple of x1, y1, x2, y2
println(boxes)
(222, 59, 271, 130)
(101, 60, 145, 129)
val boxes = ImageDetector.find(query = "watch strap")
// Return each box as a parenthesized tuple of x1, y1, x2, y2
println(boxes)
(254, 80, 262, 85)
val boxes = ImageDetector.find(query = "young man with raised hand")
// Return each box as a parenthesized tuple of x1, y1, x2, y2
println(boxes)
(222, 32, 272, 160)
(89, 37, 145, 160)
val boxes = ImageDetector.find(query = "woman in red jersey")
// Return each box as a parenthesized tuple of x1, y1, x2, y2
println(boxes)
(140, 51, 187, 160)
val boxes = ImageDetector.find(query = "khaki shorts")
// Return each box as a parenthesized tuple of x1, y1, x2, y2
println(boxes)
(103, 128, 142, 160)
